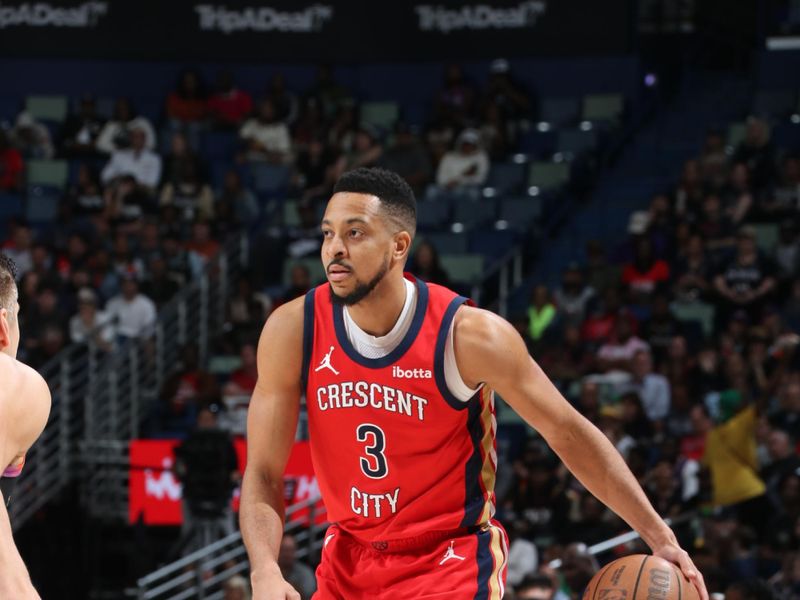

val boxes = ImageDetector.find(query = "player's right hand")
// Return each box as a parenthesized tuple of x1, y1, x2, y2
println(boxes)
(251, 572, 301, 600)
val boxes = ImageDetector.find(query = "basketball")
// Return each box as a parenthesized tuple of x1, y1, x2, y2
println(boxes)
(582, 554, 701, 600)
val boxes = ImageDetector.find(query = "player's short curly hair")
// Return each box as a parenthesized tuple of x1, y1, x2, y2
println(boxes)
(333, 167, 417, 239)
(0, 253, 18, 322)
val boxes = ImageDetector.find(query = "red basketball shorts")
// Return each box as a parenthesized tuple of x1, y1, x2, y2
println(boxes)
(312, 520, 508, 599)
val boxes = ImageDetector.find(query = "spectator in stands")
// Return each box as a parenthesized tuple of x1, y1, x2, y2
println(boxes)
(558, 543, 599, 599)
(295, 98, 327, 150)
(622, 235, 670, 301)
(770, 380, 800, 440)
(762, 427, 800, 509)
(434, 128, 489, 192)
(293, 135, 339, 203)
(625, 349, 671, 423)
(141, 256, 180, 309)
(265, 72, 298, 124)
(278, 534, 317, 600)
(160, 161, 214, 222)
(186, 220, 220, 276)
(60, 94, 105, 158)
(2, 221, 33, 278)
(223, 342, 258, 398)
(596, 316, 649, 372)
(698, 193, 736, 253)
(215, 169, 259, 227)
(514, 573, 556, 600)
(505, 521, 539, 589)
(721, 162, 754, 224)
(409, 240, 450, 286)
(162, 343, 221, 412)
(281, 264, 312, 304)
(23, 283, 67, 358)
(641, 293, 682, 363)
(478, 100, 511, 161)
(540, 325, 594, 390)
(698, 129, 729, 191)
(95, 97, 156, 154)
(161, 131, 205, 187)
(673, 233, 712, 302)
(435, 63, 475, 129)
(734, 116, 776, 190)
(173, 406, 239, 548)
(26, 323, 66, 368)
(166, 69, 208, 126)
(674, 159, 704, 220)
(208, 71, 253, 129)
(105, 274, 157, 340)
(335, 124, 383, 175)
(378, 121, 432, 195)
(0, 128, 23, 191)
(10, 111, 54, 159)
(775, 219, 800, 282)
(101, 125, 162, 191)
(304, 64, 350, 119)
(222, 575, 251, 600)
(239, 98, 292, 164)
(598, 403, 637, 460)
(226, 274, 270, 338)
(105, 174, 155, 226)
(554, 264, 595, 327)
(111, 231, 145, 280)
(768, 154, 800, 218)
(714, 227, 777, 321)
(62, 163, 105, 220)
(585, 240, 621, 295)
(483, 58, 532, 123)
(527, 285, 558, 343)
(68, 287, 114, 351)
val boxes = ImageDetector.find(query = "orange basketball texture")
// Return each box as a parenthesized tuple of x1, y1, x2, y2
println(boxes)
(582, 554, 702, 600)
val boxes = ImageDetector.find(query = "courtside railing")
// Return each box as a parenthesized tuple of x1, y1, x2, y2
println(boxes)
(133, 495, 328, 600)
(11, 234, 249, 529)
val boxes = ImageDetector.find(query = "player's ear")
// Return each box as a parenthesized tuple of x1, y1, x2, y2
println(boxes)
(393, 230, 412, 261)
(0, 308, 10, 351)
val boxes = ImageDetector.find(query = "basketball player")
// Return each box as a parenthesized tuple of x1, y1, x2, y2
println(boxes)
(240, 168, 708, 600)
(0, 254, 51, 598)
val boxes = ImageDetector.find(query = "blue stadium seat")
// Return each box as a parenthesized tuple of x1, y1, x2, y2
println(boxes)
(250, 163, 291, 199)
(416, 200, 450, 230)
(540, 97, 580, 126)
(452, 198, 496, 228)
(26, 185, 61, 223)
(753, 90, 796, 118)
(485, 162, 526, 195)
(0, 192, 23, 221)
(556, 129, 597, 157)
(200, 131, 240, 162)
(517, 130, 557, 156)
(424, 232, 468, 254)
(499, 197, 542, 230)
(468, 229, 517, 259)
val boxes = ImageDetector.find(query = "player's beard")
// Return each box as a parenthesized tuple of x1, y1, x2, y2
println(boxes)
(329, 253, 390, 306)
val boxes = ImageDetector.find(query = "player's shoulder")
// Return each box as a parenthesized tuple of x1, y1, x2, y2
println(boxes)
(268, 294, 307, 328)
(0, 355, 51, 416)
(257, 294, 308, 354)
(453, 303, 511, 342)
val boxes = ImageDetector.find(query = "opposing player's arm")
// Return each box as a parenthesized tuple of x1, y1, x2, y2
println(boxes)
(453, 306, 708, 600)
(240, 297, 304, 599)
(0, 359, 51, 599)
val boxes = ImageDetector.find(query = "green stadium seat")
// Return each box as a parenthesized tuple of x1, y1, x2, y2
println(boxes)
(727, 122, 746, 148)
(752, 223, 779, 253)
(671, 301, 715, 338)
(440, 254, 484, 284)
(528, 161, 569, 191)
(27, 159, 68, 189)
(582, 93, 623, 122)
(360, 102, 399, 130)
(283, 200, 301, 227)
(25, 95, 68, 122)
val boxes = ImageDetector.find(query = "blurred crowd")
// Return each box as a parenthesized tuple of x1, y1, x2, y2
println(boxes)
(493, 116, 800, 599)
(0, 61, 533, 371)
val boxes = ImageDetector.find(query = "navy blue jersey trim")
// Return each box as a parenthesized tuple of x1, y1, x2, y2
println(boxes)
(301, 287, 316, 390)
(473, 526, 493, 600)
(331, 278, 429, 369)
(461, 390, 486, 527)
(434, 295, 470, 410)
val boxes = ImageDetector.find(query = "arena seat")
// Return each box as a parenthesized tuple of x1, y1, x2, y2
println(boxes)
(360, 101, 399, 131)
(440, 253, 484, 284)
(27, 159, 68, 189)
(540, 97, 580, 126)
(753, 90, 796, 118)
(485, 162, 526, 195)
(556, 129, 597, 157)
(498, 197, 542, 231)
(582, 93, 623, 123)
(527, 161, 569, 192)
(25, 95, 68, 122)
(451, 198, 496, 229)
(25, 185, 61, 223)
(424, 232, 468, 255)
(283, 256, 326, 287)
(416, 200, 450, 230)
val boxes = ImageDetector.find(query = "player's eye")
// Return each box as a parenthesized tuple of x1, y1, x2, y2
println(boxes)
(349, 229, 363, 238)
(321, 230, 333, 238)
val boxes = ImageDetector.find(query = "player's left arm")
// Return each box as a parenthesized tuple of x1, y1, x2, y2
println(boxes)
(453, 306, 708, 600)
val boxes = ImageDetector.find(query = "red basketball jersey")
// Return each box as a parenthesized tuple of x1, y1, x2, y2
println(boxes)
(303, 275, 497, 542)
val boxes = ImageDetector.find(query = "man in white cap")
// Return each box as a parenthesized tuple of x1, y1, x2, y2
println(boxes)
(434, 128, 489, 190)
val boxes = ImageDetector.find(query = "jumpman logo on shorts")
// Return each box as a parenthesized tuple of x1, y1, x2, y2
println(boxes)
(439, 540, 466, 565)
(315, 346, 340, 375)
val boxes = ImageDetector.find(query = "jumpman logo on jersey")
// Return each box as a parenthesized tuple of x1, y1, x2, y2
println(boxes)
(315, 346, 340, 375)
(439, 540, 466, 565)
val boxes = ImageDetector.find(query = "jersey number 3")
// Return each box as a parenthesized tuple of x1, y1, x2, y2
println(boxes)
(356, 424, 388, 479)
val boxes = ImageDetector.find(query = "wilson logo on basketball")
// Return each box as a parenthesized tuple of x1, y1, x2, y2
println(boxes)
(392, 366, 432, 379)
